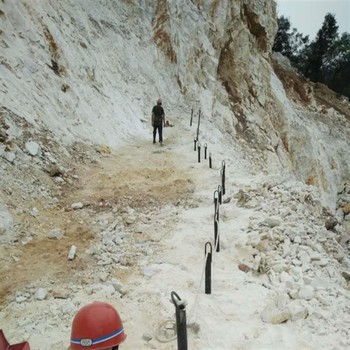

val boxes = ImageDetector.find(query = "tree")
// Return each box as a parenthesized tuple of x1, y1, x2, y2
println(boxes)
(273, 16, 309, 66)
(273, 12, 350, 99)
(322, 33, 350, 98)
(302, 13, 339, 82)
(273, 16, 292, 56)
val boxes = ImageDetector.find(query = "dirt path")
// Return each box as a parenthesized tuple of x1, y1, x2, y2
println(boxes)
(0, 126, 195, 305)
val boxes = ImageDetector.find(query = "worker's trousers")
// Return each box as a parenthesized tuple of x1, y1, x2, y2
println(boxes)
(153, 124, 163, 143)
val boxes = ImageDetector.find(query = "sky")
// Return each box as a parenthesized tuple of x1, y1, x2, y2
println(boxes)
(275, 0, 350, 40)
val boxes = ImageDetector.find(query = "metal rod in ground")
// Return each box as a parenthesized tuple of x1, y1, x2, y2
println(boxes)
(216, 199, 220, 222)
(221, 167, 226, 196)
(222, 160, 226, 195)
(213, 189, 218, 209)
(190, 108, 193, 126)
(218, 185, 222, 204)
(205, 242, 212, 294)
(204, 143, 207, 159)
(209, 153, 212, 168)
(213, 189, 219, 220)
(214, 218, 220, 252)
(215, 196, 220, 222)
(171, 291, 188, 350)
(197, 142, 201, 163)
(196, 108, 201, 141)
(194, 137, 197, 151)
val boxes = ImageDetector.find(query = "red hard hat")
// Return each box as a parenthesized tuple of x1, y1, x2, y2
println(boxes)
(69, 302, 126, 350)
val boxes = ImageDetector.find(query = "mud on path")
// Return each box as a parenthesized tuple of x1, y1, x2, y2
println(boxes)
(0, 131, 194, 305)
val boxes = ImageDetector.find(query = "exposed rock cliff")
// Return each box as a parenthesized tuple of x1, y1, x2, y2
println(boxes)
(1, 1, 350, 349)
(1, 0, 349, 209)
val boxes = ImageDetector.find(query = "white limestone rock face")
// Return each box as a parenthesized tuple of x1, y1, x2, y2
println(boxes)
(2, 151, 16, 163)
(263, 216, 282, 228)
(288, 301, 308, 321)
(48, 228, 62, 240)
(0, 204, 14, 243)
(25, 141, 41, 156)
(71, 202, 83, 210)
(261, 303, 291, 324)
(298, 286, 315, 301)
(35, 288, 48, 300)
(261, 294, 309, 324)
(68, 245, 77, 260)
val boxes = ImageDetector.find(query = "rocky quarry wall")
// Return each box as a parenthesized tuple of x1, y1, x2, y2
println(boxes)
(1, 1, 350, 349)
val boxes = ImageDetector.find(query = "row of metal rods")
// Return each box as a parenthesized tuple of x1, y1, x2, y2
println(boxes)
(192, 108, 227, 297)
(194, 138, 212, 168)
(192, 107, 210, 167)
(171, 111, 226, 350)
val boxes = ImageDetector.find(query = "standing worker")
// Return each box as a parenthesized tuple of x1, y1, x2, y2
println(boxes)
(69, 302, 126, 350)
(151, 97, 165, 145)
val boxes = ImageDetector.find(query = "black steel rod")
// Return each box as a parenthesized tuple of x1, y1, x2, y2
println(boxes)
(214, 219, 220, 252)
(190, 108, 193, 126)
(222, 174, 226, 195)
(171, 291, 188, 350)
(222, 161, 226, 195)
(216, 202, 219, 222)
(218, 185, 222, 204)
(209, 153, 212, 169)
(196, 108, 201, 140)
(213, 189, 219, 221)
(205, 242, 212, 294)
(198, 143, 201, 163)
(204, 143, 207, 159)
(194, 137, 197, 151)
(221, 168, 226, 196)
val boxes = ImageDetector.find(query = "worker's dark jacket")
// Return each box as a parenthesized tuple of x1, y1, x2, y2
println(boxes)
(152, 105, 164, 126)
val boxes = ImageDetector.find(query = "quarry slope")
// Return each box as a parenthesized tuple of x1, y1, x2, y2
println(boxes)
(1, 1, 350, 349)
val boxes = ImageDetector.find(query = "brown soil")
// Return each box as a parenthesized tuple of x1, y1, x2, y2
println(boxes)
(0, 138, 193, 305)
